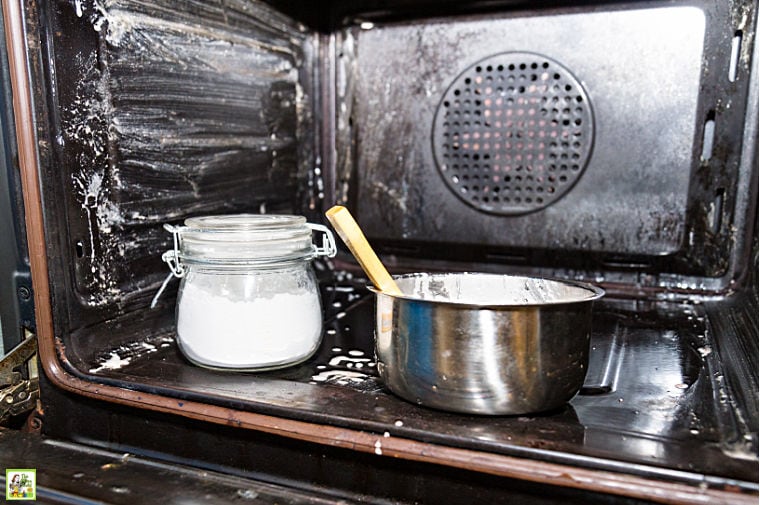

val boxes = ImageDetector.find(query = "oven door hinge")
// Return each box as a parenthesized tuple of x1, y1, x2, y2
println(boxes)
(0, 334, 39, 424)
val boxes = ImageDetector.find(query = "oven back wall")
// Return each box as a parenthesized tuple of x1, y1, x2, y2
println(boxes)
(36, 0, 315, 331)
(347, 5, 706, 258)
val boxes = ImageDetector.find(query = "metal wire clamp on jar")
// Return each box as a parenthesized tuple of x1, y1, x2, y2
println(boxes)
(156, 214, 337, 371)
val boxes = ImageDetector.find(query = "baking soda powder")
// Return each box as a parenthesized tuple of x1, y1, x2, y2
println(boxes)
(176, 281, 322, 370)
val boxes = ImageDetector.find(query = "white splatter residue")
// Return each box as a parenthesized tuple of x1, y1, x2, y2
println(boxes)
(312, 345, 377, 387)
(89, 337, 170, 373)
(697, 346, 712, 357)
(63, 50, 128, 306)
(92, 1, 302, 53)
(237, 489, 259, 500)
(394, 420, 404, 427)
(325, 286, 355, 293)
(96, 198, 124, 234)
(72, 172, 99, 263)
(383, 432, 390, 438)
(89, 351, 132, 373)
(311, 370, 369, 385)
(71, 168, 125, 305)
(91, 2, 136, 45)
(73, 170, 124, 240)
(75, 0, 84, 17)
(374, 440, 382, 455)
(64, 52, 109, 159)
(328, 355, 372, 367)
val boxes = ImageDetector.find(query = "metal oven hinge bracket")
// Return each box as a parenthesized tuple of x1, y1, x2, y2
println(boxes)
(0, 334, 40, 423)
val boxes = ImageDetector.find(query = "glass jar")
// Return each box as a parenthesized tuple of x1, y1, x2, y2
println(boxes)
(159, 214, 336, 371)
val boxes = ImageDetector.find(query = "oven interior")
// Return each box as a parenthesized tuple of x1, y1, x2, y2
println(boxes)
(18, 0, 758, 498)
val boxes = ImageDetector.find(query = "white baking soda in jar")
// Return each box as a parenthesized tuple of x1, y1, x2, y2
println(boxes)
(159, 214, 336, 371)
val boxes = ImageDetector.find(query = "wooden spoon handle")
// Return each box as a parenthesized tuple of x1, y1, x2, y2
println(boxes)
(326, 205, 402, 296)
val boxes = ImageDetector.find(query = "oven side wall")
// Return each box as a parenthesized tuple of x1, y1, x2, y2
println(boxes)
(24, 0, 319, 353)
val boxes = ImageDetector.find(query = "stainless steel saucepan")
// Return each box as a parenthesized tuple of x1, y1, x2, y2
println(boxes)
(370, 272, 604, 415)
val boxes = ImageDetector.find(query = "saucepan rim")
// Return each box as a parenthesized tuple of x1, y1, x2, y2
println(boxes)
(367, 271, 605, 309)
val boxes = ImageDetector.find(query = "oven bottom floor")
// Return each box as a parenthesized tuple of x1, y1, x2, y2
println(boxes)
(68, 284, 757, 485)
(6, 369, 748, 505)
(4, 386, 665, 505)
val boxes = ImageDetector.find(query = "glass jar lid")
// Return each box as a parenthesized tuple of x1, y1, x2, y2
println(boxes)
(171, 214, 335, 266)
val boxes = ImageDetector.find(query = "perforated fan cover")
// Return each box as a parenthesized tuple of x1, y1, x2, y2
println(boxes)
(433, 52, 594, 215)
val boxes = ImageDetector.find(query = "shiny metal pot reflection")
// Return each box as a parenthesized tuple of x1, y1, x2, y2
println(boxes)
(371, 273, 604, 415)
